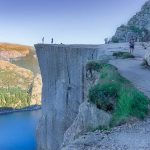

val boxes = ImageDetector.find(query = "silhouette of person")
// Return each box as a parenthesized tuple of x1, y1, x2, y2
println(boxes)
(42, 37, 44, 44)
(51, 38, 54, 44)
(129, 38, 135, 54)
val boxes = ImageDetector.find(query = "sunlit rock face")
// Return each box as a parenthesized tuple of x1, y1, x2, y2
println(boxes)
(35, 44, 98, 150)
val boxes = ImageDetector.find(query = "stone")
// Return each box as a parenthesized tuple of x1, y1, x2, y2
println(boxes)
(35, 44, 98, 150)
(62, 102, 112, 147)
(145, 50, 150, 66)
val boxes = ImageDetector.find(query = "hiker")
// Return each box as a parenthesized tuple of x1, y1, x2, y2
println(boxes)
(42, 37, 44, 44)
(129, 38, 135, 54)
(51, 38, 54, 44)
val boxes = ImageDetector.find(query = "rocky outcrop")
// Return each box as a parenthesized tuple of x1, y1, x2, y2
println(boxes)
(35, 44, 98, 150)
(144, 50, 150, 65)
(112, 0, 150, 42)
(31, 74, 42, 105)
(62, 102, 112, 147)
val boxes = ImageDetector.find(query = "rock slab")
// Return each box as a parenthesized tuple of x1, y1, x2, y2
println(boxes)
(62, 102, 112, 148)
(35, 44, 98, 150)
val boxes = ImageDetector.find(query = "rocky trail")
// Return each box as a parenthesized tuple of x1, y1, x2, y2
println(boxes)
(63, 43, 150, 150)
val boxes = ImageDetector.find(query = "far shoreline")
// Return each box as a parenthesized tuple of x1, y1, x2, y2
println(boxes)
(0, 105, 41, 115)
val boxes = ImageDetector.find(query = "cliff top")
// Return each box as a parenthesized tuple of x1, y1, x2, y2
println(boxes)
(35, 44, 100, 49)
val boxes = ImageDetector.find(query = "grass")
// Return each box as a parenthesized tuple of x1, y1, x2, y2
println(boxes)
(88, 62, 149, 127)
(113, 52, 135, 59)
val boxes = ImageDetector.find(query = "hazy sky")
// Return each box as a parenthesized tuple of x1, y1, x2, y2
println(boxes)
(0, 0, 148, 45)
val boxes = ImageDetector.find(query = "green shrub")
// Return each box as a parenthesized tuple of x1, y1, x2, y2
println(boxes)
(129, 26, 141, 33)
(111, 36, 119, 43)
(113, 52, 135, 59)
(86, 61, 103, 72)
(89, 82, 120, 111)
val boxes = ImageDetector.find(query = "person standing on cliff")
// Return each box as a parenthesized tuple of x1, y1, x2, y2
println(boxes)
(51, 38, 54, 44)
(129, 38, 135, 54)
(42, 37, 44, 44)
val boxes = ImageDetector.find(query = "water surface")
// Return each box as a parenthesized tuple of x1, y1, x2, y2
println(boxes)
(0, 110, 41, 150)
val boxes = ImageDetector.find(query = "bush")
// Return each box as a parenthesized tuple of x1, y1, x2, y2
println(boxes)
(129, 26, 141, 33)
(111, 36, 119, 43)
(86, 61, 103, 72)
(113, 52, 135, 59)
(89, 82, 120, 111)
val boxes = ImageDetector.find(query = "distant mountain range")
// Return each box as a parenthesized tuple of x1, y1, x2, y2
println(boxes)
(112, 0, 150, 43)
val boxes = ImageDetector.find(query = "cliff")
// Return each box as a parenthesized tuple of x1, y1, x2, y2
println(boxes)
(112, 0, 150, 42)
(0, 60, 41, 108)
(0, 42, 42, 109)
(35, 44, 98, 150)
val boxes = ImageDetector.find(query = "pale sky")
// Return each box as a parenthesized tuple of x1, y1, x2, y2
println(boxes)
(0, 0, 148, 46)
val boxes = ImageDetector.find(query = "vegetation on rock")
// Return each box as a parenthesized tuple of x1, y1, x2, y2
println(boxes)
(88, 62, 149, 126)
(113, 51, 135, 59)
(0, 60, 41, 109)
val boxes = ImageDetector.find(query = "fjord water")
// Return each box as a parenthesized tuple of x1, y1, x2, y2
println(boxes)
(0, 110, 41, 150)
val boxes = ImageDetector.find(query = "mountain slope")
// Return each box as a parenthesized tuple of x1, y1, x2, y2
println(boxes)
(112, 0, 150, 43)
(0, 43, 42, 110)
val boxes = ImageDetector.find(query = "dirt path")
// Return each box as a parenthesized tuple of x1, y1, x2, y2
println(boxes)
(110, 58, 150, 98)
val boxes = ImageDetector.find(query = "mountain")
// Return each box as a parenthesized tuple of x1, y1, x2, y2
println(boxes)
(112, 0, 150, 43)
(0, 43, 41, 109)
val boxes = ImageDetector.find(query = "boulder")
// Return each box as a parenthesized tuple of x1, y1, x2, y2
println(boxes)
(62, 102, 112, 147)
(145, 50, 150, 66)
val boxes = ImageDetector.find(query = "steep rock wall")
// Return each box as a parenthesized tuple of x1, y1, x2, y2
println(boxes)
(35, 44, 98, 150)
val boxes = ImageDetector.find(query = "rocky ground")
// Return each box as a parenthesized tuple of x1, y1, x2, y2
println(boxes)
(62, 42, 150, 150)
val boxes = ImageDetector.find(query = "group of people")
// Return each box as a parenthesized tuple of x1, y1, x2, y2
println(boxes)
(42, 37, 54, 44)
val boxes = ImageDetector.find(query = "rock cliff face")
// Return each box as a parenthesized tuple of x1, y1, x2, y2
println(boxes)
(112, 0, 150, 42)
(35, 44, 98, 150)
(62, 102, 112, 147)
(145, 50, 150, 65)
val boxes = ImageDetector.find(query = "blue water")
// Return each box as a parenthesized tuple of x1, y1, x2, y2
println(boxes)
(0, 110, 41, 150)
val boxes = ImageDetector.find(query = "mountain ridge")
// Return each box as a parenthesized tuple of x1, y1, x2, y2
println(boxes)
(112, 0, 150, 43)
